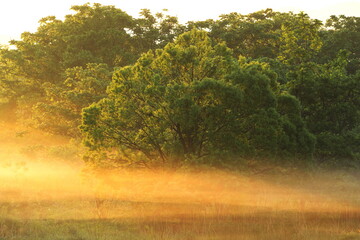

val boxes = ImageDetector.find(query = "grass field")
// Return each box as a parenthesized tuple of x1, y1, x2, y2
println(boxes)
(1, 123, 360, 240)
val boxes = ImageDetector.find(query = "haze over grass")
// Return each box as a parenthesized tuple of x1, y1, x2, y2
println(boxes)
(1, 122, 360, 239)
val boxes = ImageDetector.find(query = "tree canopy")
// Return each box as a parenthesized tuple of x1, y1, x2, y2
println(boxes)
(80, 29, 315, 167)
(1, 4, 359, 168)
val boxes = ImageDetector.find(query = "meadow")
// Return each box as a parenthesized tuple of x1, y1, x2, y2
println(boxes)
(1, 4, 360, 239)
(1, 123, 360, 240)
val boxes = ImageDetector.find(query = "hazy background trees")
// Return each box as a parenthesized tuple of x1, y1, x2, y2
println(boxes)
(1, 3, 359, 168)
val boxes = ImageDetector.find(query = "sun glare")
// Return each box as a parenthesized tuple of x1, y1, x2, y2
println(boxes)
(1, 0, 360, 44)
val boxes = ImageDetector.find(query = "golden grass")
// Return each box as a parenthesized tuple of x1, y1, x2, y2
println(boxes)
(1, 122, 360, 240)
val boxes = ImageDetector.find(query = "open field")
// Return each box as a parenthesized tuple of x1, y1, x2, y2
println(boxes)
(1, 3, 360, 239)
(1, 124, 360, 240)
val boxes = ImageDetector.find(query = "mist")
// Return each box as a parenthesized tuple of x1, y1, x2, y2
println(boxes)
(1, 122, 360, 240)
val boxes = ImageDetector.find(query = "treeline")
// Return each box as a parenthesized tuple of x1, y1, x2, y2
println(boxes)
(0, 3, 359, 168)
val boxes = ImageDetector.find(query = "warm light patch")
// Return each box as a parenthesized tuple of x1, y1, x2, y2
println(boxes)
(1, 122, 360, 239)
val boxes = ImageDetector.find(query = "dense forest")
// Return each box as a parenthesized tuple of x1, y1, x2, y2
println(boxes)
(1, 3, 359, 169)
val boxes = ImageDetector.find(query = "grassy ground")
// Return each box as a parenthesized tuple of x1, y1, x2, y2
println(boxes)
(1, 123, 360, 240)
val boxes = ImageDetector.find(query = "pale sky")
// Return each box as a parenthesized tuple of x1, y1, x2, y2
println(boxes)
(1, 0, 360, 45)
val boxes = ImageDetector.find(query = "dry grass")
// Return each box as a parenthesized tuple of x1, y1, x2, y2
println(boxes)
(1, 122, 360, 240)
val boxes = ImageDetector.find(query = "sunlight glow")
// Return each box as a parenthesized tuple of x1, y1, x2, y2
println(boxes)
(0, 0, 360, 44)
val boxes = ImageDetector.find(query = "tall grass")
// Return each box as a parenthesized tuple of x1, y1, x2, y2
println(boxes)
(1, 122, 360, 240)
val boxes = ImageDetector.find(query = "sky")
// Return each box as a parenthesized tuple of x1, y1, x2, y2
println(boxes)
(1, 0, 360, 45)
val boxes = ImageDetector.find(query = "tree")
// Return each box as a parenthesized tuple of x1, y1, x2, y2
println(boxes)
(278, 12, 322, 65)
(132, 9, 185, 52)
(0, 3, 184, 131)
(80, 29, 314, 168)
(0, 47, 42, 122)
(31, 63, 112, 137)
(3, 3, 134, 83)
(188, 9, 280, 59)
(320, 15, 360, 74)
(288, 51, 360, 160)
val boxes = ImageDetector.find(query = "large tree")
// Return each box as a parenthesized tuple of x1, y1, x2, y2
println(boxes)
(0, 3, 183, 130)
(80, 29, 314, 168)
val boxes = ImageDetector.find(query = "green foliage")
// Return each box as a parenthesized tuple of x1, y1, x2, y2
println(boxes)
(132, 9, 186, 52)
(6, 3, 134, 81)
(276, 94, 315, 158)
(320, 15, 360, 73)
(81, 29, 239, 166)
(288, 51, 360, 160)
(32, 63, 112, 137)
(0, 3, 182, 127)
(188, 9, 280, 59)
(230, 60, 315, 160)
(278, 12, 323, 65)
(81, 29, 314, 167)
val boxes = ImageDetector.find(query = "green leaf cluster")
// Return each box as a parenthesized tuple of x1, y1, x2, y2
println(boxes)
(81, 29, 314, 167)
